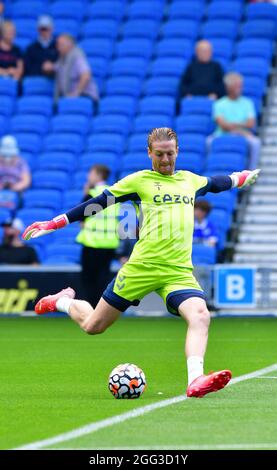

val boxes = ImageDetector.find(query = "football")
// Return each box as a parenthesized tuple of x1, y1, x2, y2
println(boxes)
(108, 363, 147, 399)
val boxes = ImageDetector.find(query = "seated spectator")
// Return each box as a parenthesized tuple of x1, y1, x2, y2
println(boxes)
(24, 15, 58, 77)
(43, 34, 99, 104)
(179, 40, 224, 100)
(0, 20, 23, 80)
(0, 218, 39, 265)
(0, 136, 31, 192)
(213, 72, 261, 169)
(193, 200, 217, 248)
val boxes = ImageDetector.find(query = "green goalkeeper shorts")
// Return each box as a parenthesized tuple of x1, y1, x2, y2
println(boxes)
(102, 261, 205, 316)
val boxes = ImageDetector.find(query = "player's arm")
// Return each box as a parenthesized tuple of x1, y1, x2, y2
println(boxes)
(22, 174, 140, 240)
(196, 169, 260, 197)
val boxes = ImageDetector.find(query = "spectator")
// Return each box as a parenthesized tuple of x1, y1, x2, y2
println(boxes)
(0, 20, 23, 80)
(0, 218, 39, 265)
(77, 165, 119, 307)
(179, 40, 224, 100)
(24, 15, 58, 77)
(213, 72, 261, 169)
(43, 34, 99, 104)
(0, 2, 4, 26)
(0, 136, 31, 192)
(193, 200, 217, 247)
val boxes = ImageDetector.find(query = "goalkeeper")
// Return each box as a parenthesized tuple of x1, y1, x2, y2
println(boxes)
(23, 128, 260, 398)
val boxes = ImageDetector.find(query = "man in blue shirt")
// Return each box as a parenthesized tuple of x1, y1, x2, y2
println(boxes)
(193, 200, 217, 247)
(212, 72, 261, 170)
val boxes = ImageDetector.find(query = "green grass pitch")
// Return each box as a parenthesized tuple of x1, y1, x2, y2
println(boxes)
(0, 316, 276, 450)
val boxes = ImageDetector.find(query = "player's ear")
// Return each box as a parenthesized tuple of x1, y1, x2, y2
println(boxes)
(147, 147, 152, 159)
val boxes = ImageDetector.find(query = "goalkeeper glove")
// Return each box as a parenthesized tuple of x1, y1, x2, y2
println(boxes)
(22, 214, 69, 240)
(230, 169, 260, 188)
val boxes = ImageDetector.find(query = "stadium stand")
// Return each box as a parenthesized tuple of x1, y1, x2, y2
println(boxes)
(1, 0, 275, 265)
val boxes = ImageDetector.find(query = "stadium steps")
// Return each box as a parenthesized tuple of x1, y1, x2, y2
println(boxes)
(234, 69, 277, 268)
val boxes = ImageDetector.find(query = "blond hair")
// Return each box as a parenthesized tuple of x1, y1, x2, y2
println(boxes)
(148, 127, 178, 150)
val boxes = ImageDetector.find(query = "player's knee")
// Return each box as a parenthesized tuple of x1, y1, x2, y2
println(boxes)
(83, 320, 107, 335)
(192, 306, 210, 328)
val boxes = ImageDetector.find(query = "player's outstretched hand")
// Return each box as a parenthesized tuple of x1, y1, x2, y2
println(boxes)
(230, 169, 260, 188)
(22, 214, 68, 240)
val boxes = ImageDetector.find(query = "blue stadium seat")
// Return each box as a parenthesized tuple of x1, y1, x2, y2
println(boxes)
(0, 190, 19, 211)
(110, 58, 148, 79)
(22, 77, 54, 96)
(133, 115, 173, 133)
(11, 1, 45, 19)
(81, 20, 119, 39)
(127, 1, 164, 20)
(206, 153, 246, 173)
(53, 225, 80, 244)
(0, 97, 15, 117)
(243, 76, 266, 99)
(22, 190, 62, 210)
(79, 152, 118, 171)
(207, 1, 242, 21)
(211, 135, 248, 156)
(14, 133, 42, 154)
(231, 58, 270, 80)
(17, 208, 55, 227)
(143, 77, 179, 97)
(127, 135, 148, 153)
(62, 190, 83, 211)
(178, 134, 206, 155)
(10, 115, 49, 136)
(32, 171, 71, 191)
(91, 115, 131, 135)
(155, 38, 194, 59)
(49, 1, 86, 20)
(175, 153, 205, 173)
(175, 115, 211, 135)
(181, 98, 213, 117)
(0, 78, 18, 97)
(105, 77, 142, 97)
(0, 116, 10, 135)
(209, 39, 234, 61)
(201, 20, 238, 40)
(44, 244, 81, 264)
(161, 20, 199, 39)
(139, 97, 175, 117)
(43, 133, 84, 153)
(17, 96, 53, 116)
(115, 39, 154, 59)
(99, 96, 137, 117)
(79, 39, 114, 59)
(202, 192, 237, 212)
(121, 20, 160, 40)
(20, 152, 36, 171)
(57, 97, 94, 116)
(192, 244, 217, 265)
(240, 20, 276, 40)
(51, 115, 89, 135)
(14, 19, 37, 39)
(235, 39, 273, 60)
(72, 171, 88, 189)
(246, 2, 277, 21)
(53, 19, 80, 37)
(15, 37, 32, 51)
(167, 1, 203, 21)
(0, 208, 12, 224)
(87, 134, 125, 154)
(37, 152, 77, 171)
(150, 58, 188, 78)
(208, 208, 232, 233)
(87, 57, 109, 80)
(86, 1, 125, 21)
(122, 153, 151, 171)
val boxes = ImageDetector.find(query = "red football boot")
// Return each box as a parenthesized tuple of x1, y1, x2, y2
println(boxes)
(35, 287, 76, 314)
(187, 370, 232, 398)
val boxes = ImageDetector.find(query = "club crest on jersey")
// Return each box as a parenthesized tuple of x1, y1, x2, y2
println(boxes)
(154, 182, 162, 190)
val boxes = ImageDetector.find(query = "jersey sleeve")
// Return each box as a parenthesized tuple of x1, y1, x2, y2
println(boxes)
(191, 173, 208, 192)
(106, 172, 141, 203)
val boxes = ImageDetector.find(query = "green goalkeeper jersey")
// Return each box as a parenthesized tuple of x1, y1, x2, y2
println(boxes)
(108, 170, 208, 269)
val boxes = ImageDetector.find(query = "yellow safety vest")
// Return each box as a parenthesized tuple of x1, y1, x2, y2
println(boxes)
(77, 185, 120, 249)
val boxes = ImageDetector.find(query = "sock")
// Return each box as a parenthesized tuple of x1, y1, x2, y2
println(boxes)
(187, 356, 204, 385)
(56, 297, 73, 314)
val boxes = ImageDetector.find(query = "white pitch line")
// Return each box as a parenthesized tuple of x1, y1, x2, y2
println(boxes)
(15, 363, 277, 450)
